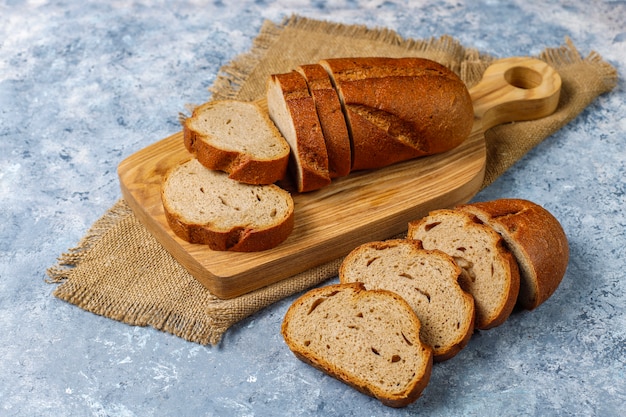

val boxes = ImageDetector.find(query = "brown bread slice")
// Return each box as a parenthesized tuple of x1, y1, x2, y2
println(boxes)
(408, 209, 520, 330)
(161, 158, 294, 252)
(457, 199, 569, 310)
(266, 70, 331, 192)
(281, 282, 433, 408)
(297, 64, 351, 178)
(183, 100, 290, 185)
(319, 57, 474, 171)
(339, 239, 475, 362)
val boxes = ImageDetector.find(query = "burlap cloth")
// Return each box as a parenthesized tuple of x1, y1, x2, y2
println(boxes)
(47, 16, 617, 345)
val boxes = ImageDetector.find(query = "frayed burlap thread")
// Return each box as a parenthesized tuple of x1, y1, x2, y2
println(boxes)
(48, 15, 617, 345)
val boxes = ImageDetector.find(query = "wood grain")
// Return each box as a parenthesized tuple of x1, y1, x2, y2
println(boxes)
(118, 57, 561, 299)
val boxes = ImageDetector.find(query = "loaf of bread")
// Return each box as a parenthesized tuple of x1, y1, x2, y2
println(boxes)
(161, 158, 294, 251)
(408, 209, 520, 330)
(281, 282, 433, 408)
(319, 57, 474, 171)
(266, 70, 332, 192)
(457, 199, 569, 310)
(297, 64, 352, 179)
(183, 100, 290, 185)
(339, 239, 475, 362)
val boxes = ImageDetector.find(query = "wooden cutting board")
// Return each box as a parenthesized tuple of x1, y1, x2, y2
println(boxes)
(118, 57, 561, 299)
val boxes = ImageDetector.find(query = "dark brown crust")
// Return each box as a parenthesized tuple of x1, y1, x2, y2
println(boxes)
(183, 102, 289, 185)
(269, 71, 331, 192)
(483, 241, 521, 329)
(281, 283, 433, 408)
(320, 57, 474, 171)
(161, 161, 295, 252)
(457, 199, 569, 310)
(297, 64, 352, 178)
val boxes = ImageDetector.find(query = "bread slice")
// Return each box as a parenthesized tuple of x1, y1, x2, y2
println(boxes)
(183, 100, 290, 185)
(408, 209, 520, 330)
(319, 57, 474, 171)
(266, 70, 331, 192)
(339, 239, 475, 362)
(457, 199, 569, 310)
(296, 64, 351, 178)
(161, 158, 294, 252)
(281, 282, 433, 408)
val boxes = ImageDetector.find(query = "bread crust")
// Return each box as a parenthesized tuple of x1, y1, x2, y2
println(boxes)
(163, 206, 294, 252)
(297, 64, 351, 178)
(183, 101, 290, 185)
(319, 57, 473, 171)
(457, 199, 569, 310)
(161, 159, 294, 252)
(281, 282, 433, 408)
(267, 71, 331, 192)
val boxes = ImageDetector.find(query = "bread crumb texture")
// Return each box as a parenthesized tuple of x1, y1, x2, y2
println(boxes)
(282, 283, 432, 408)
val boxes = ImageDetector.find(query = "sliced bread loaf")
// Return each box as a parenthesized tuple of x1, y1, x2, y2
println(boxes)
(267, 70, 331, 192)
(296, 64, 352, 179)
(457, 199, 569, 310)
(281, 282, 433, 408)
(183, 100, 290, 185)
(408, 209, 520, 330)
(161, 158, 294, 252)
(339, 239, 475, 362)
(319, 57, 474, 171)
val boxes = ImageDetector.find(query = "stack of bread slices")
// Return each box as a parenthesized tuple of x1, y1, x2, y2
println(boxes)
(281, 198, 569, 408)
(161, 57, 474, 251)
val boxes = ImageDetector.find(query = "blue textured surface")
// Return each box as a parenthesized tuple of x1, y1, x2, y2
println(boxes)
(1, 1, 625, 416)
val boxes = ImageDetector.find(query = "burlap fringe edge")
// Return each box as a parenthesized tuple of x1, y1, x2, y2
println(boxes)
(206, 14, 487, 102)
(53, 280, 225, 345)
(46, 199, 132, 283)
(540, 37, 618, 94)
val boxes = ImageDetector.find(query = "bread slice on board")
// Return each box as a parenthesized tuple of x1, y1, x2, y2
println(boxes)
(267, 70, 331, 192)
(281, 282, 433, 408)
(161, 158, 294, 252)
(457, 199, 569, 310)
(408, 209, 520, 330)
(339, 239, 475, 362)
(183, 100, 290, 185)
(296, 64, 352, 179)
(319, 57, 474, 171)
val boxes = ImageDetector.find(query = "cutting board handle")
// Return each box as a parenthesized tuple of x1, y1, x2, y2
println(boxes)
(469, 57, 562, 132)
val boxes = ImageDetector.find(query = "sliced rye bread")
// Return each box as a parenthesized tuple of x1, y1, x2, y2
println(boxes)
(161, 158, 294, 252)
(457, 199, 569, 310)
(296, 64, 351, 179)
(318, 57, 474, 172)
(281, 282, 433, 408)
(408, 209, 520, 330)
(183, 100, 290, 185)
(339, 239, 475, 362)
(266, 70, 331, 192)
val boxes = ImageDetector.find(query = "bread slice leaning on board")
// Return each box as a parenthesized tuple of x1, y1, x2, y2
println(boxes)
(183, 100, 290, 185)
(296, 63, 352, 179)
(282, 198, 569, 407)
(266, 70, 332, 192)
(281, 282, 433, 408)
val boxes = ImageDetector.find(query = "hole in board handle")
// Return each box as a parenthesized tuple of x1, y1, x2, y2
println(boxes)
(504, 66, 542, 89)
